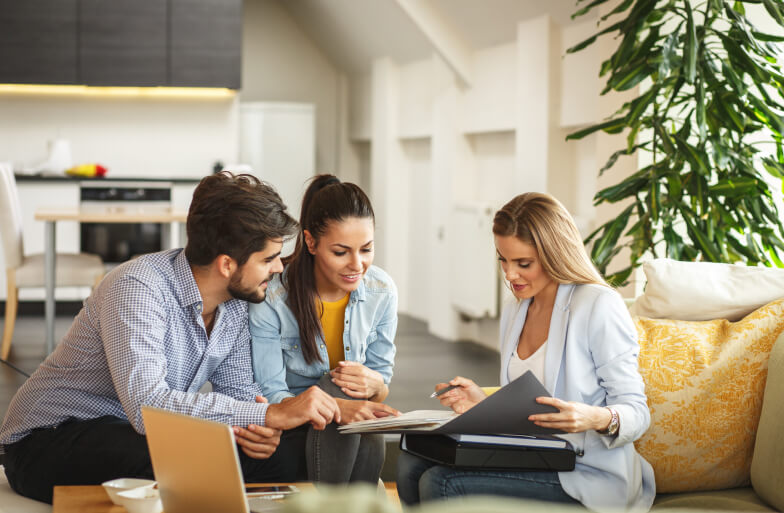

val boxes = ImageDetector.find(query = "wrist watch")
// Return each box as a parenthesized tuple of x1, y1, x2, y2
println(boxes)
(598, 407, 620, 436)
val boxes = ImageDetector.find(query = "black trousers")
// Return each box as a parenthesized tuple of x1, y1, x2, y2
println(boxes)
(3, 415, 307, 504)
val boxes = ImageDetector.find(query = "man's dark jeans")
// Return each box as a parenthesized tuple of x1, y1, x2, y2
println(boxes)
(3, 415, 306, 504)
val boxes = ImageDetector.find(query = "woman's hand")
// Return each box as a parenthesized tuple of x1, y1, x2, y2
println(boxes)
(331, 361, 387, 400)
(436, 376, 487, 414)
(335, 398, 400, 425)
(529, 397, 613, 433)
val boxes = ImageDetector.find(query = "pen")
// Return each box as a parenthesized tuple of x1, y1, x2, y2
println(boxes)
(430, 384, 460, 398)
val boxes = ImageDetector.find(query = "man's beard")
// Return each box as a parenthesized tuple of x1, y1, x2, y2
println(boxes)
(228, 273, 268, 304)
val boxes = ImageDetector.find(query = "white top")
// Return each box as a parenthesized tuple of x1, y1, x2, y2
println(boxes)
(507, 340, 547, 383)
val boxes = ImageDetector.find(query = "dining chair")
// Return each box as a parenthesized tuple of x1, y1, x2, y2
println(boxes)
(0, 163, 105, 360)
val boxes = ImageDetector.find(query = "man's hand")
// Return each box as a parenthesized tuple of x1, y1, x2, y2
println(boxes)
(331, 361, 387, 400)
(233, 424, 281, 459)
(264, 386, 341, 430)
(335, 398, 400, 425)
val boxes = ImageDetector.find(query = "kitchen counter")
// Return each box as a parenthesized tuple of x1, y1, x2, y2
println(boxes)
(14, 174, 202, 183)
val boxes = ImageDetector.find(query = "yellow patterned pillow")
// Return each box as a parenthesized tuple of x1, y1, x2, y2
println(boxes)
(634, 299, 784, 493)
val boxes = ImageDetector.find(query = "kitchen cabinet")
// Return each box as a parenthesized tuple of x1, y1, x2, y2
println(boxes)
(0, 0, 78, 85)
(79, 0, 167, 86)
(170, 0, 242, 89)
(0, 0, 240, 88)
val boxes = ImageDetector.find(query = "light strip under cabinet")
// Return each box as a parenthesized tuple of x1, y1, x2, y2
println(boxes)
(0, 84, 236, 98)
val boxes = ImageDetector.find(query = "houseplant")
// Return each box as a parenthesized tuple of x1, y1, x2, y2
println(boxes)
(567, 0, 784, 285)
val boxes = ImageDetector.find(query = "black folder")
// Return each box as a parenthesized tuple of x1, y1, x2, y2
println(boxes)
(401, 433, 576, 471)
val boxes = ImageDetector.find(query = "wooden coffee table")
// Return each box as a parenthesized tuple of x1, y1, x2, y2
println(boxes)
(52, 483, 315, 513)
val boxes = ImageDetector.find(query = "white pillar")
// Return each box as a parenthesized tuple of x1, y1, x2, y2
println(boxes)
(426, 56, 475, 340)
(515, 15, 557, 194)
(370, 58, 410, 312)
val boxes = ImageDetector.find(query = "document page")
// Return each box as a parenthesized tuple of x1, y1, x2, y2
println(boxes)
(338, 410, 456, 434)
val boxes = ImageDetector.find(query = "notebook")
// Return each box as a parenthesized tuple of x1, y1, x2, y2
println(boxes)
(141, 406, 294, 513)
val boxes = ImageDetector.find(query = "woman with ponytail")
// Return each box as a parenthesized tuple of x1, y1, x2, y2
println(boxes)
(249, 174, 399, 484)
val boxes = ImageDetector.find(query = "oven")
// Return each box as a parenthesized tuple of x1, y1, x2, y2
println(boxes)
(80, 181, 173, 264)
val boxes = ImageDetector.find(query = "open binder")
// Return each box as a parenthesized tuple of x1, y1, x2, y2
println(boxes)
(338, 371, 564, 436)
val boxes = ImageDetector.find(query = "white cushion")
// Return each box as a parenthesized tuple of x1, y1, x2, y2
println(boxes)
(14, 253, 104, 288)
(0, 466, 52, 513)
(629, 259, 784, 321)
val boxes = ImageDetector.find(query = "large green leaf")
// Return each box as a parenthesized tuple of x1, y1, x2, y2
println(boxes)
(762, 0, 784, 27)
(566, 117, 627, 140)
(594, 172, 649, 203)
(572, 0, 613, 20)
(680, 206, 722, 261)
(709, 177, 760, 195)
(566, 21, 625, 54)
(590, 204, 635, 268)
(685, 2, 698, 84)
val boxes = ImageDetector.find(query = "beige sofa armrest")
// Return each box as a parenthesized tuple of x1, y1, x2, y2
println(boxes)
(750, 331, 784, 511)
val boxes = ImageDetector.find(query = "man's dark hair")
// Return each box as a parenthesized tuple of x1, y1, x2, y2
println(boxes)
(185, 172, 298, 266)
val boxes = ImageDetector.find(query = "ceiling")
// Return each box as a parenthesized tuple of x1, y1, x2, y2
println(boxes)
(281, 0, 596, 75)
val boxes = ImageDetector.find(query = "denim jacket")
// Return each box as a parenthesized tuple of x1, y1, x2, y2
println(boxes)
(249, 265, 398, 404)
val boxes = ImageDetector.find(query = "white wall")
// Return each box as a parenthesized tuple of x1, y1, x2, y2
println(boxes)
(344, 12, 631, 349)
(242, 0, 342, 178)
(0, 94, 238, 179)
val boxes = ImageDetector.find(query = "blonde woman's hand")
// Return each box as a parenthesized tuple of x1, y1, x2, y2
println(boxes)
(331, 361, 387, 400)
(436, 376, 487, 414)
(528, 397, 613, 433)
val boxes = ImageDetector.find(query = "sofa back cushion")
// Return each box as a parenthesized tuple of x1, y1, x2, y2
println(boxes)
(630, 259, 784, 321)
(633, 299, 784, 493)
(751, 332, 784, 510)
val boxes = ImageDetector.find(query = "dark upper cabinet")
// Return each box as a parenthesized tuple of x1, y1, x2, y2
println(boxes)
(0, 0, 78, 84)
(79, 0, 167, 86)
(170, 0, 242, 89)
(0, 0, 240, 88)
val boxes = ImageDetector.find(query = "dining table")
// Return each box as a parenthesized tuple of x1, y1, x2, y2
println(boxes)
(34, 206, 188, 354)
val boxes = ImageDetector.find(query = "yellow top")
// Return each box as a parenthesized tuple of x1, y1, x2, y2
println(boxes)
(481, 386, 501, 396)
(319, 294, 350, 369)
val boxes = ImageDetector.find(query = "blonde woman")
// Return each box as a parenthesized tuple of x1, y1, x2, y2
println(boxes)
(396, 193, 655, 510)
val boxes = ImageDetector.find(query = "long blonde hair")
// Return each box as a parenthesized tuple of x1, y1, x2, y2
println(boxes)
(493, 193, 609, 287)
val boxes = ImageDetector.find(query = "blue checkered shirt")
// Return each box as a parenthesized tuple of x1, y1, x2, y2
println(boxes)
(0, 249, 268, 445)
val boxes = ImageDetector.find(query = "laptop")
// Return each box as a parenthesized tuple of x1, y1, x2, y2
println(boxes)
(141, 406, 294, 513)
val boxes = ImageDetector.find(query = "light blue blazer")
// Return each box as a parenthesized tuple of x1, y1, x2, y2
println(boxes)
(499, 283, 655, 511)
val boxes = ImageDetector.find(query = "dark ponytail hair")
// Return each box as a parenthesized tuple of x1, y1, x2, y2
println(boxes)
(284, 174, 375, 365)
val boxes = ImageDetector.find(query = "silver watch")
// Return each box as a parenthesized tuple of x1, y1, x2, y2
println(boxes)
(598, 407, 619, 436)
